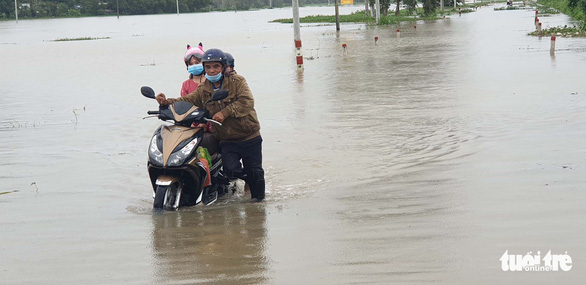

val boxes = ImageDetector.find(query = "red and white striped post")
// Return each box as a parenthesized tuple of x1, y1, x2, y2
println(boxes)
(397, 29, 400, 38)
(538, 22, 542, 32)
(342, 43, 347, 54)
(535, 10, 538, 24)
(535, 17, 539, 29)
(374, 36, 379, 45)
(295, 40, 303, 71)
(550, 36, 556, 55)
(414, 25, 417, 31)
(292, 0, 303, 72)
(459, 7, 461, 16)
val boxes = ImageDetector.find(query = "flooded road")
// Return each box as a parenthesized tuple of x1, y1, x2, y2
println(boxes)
(2, 4, 586, 284)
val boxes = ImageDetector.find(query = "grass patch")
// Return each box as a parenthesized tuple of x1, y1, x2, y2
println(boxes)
(528, 25, 586, 37)
(271, 10, 370, 23)
(464, 2, 494, 8)
(494, 6, 521, 11)
(271, 10, 440, 25)
(53, 37, 110, 42)
(377, 15, 421, 25)
(454, 8, 476, 14)
(537, 6, 560, 15)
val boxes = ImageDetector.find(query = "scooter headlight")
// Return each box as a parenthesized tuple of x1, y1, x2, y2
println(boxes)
(167, 138, 199, 167)
(148, 135, 163, 166)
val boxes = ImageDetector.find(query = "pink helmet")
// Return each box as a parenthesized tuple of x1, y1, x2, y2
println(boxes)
(184, 43, 204, 66)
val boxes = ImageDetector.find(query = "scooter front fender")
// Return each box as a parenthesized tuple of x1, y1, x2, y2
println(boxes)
(155, 175, 179, 186)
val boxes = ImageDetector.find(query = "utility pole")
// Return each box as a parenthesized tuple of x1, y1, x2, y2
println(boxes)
(375, 0, 380, 23)
(292, 0, 303, 71)
(14, 0, 18, 23)
(176, 0, 179, 15)
(454, 0, 457, 9)
(116, 0, 119, 18)
(335, 0, 340, 31)
(441, 0, 444, 11)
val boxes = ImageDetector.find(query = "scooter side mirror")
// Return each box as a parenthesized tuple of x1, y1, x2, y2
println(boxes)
(211, 89, 229, 101)
(141, 86, 156, 99)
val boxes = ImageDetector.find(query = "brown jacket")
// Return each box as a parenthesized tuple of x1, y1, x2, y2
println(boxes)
(168, 74, 261, 142)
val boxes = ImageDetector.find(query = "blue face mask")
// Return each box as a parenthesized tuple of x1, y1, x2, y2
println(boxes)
(205, 73, 223, 83)
(187, 64, 204, 75)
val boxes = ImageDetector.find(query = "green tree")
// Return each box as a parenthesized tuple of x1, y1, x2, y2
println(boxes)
(80, 0, 100, 15)
(579, 0, 586, 12)
(380, 0, 390, 15)
(423, 0, 434, 16)
(56, 3, 69, 16)
(403, 0, 416, 12)
(67, 8, 82, 16)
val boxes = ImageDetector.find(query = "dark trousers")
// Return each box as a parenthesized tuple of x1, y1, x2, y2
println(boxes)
(220, 135, 265, 200)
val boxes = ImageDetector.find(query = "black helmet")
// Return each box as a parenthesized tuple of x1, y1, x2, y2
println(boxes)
(224, 52, 235, 67)
(201, 48, 225, 64)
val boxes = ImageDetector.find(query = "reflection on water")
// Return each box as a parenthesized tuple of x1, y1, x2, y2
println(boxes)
(151, 204, 268, 284)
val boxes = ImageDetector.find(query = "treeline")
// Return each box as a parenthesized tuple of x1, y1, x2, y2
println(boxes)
(0, 0, 344, 19)
(366, 0, 463, 17)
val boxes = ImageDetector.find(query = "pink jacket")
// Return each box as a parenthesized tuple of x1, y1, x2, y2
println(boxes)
(181, 79, 200, 97)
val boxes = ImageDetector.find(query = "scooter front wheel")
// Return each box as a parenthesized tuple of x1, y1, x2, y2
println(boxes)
(154, 183, 182, 210)
(153, 185, 167, 209)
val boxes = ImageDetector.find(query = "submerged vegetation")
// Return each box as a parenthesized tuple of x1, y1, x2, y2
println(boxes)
(537, 0, 586, 31)
(494, 6, 522, 10)
(271, 2, 496, 25)
(537, 6, 562, 14)
(53, 37, 110, 41)
(526, 0, 586, 36)
(270, 1, 584, 33)
(272, 11, 373, 24)
(271, 9, 442, 25)
(529, 24, 586, 36)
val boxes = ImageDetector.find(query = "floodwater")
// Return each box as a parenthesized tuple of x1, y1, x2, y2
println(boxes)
(1, 4, 586, 284)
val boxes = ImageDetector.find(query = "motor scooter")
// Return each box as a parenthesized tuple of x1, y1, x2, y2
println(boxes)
(141, 86, 230, 210)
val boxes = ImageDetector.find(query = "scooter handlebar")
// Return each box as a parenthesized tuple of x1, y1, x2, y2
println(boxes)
(205, 118, 222, 126)
(147, 110, 160, 115)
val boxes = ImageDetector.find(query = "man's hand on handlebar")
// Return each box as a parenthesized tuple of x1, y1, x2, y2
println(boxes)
(212, 112, 225, 123)
(156, 93, 169, 105)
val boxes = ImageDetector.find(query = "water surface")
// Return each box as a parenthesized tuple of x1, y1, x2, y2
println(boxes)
(1, 5, 585, 284)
